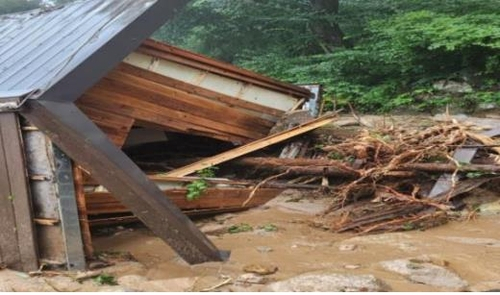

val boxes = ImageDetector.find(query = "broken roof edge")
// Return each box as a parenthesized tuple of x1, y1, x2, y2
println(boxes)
(140, 39, 313, 99)
(39, 0, 189, 104)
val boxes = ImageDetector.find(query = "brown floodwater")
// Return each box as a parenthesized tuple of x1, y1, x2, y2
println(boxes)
(93, 199, 500, 292)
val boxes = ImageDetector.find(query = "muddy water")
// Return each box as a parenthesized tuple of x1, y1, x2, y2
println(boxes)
(92, 195, 500, 292)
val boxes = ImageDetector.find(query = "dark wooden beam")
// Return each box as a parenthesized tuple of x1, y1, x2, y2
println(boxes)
(0, 113, 38, 272)
(20, 100, 226, 264)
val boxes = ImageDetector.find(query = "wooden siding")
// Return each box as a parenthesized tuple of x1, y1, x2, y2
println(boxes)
(0, 113, 38, 272)
(77, 63, 282, 144)
(86, 188, 282, 217)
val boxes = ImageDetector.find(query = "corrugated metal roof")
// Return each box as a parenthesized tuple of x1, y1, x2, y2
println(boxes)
(0, 0, 158, 97)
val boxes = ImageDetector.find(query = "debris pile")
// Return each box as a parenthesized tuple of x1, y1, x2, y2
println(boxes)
(172, 114, 500, 235)
(307, 119, 500, 233)
(87, 111, 500, 235)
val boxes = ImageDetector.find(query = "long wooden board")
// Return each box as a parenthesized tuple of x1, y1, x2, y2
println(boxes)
(86, 187, 283, 216)
(165, 113, 339, 177)
(0, 113, 38, 271)
(117, 63, 285, 118)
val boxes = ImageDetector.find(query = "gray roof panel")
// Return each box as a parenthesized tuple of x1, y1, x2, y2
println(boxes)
(0, 0, 157, 95)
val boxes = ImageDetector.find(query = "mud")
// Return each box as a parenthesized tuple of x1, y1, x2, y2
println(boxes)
(86, 191, 500, 292)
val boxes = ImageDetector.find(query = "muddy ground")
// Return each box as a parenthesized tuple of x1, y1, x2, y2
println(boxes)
(1, 190, 500, 292)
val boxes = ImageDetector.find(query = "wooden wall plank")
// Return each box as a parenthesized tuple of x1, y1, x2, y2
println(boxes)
(0, 113, 38, 271)
(85, 188, 282, 216)
(79, 93, 242, 142)
(117, 63, 284, 118)
(87, 86, 264, 140)
(107, 69, 276, 129)
(102, 72, 274, 131)
(0, 114, 38, 271)
(77, 104, 135, 148)
(80, 90, 254, 143)
(0, 116, 21, 270)
(73, 166, 94, 257)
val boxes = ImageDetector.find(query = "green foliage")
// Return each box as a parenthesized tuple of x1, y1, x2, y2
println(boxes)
(258, 223, 278, 232)
(185, 166, 218, 201)
(228, 223, 253, 234)
(93, 274, 117, 286)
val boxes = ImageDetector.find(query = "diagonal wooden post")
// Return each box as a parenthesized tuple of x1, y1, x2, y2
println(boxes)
(21, 100, 227, 264)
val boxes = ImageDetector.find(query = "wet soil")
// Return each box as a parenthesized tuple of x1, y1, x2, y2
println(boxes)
(91, 193, 500, 292)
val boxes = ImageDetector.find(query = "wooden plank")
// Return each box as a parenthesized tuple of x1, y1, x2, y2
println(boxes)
(79, 94, 238, 142)
(79, 92, 253, 143)
(21, 100, 226, 264)
(85, 188, 282, 215)
(117, 63, 284, 118)
(137, 40, 311, 99)
(165, 113, 339, 177)
(0, 113, 38, 271)
(0, 114, 22, 270)
(77, 104, 135, 147)
(87, 86, 265, 141)
(73, 166, 94, 258)
(105, 70, 275, 130)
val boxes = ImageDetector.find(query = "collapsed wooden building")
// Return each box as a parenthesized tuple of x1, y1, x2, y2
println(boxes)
(0, 0, 325, 272)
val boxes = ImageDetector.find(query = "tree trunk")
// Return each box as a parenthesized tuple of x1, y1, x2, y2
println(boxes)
(308, 0, 347, 51)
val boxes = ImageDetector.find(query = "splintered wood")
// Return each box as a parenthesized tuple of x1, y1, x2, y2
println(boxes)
(309, 120, 500, 234)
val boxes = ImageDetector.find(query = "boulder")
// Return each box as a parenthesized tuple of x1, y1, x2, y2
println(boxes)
(264, 272, 389, 292)
(380, 258, 468, 290)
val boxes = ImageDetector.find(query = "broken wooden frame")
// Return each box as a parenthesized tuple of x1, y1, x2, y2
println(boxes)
(20, 100, 227, 264)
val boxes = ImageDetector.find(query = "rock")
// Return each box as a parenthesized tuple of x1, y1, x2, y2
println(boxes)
(338, 244, 357, 251)
(468, 281, 500, 292)
(0, 269, 55, 292)
(380, 258, 468, 290)
(243, 264, 278, 275)
(264, 272, 389, 292)
(236, 273, 269, 285)
(433, 80, 473, 93)
(344, 233, 418, 252)
(256, 246, 273, 253)
(199, 223, 228, 236)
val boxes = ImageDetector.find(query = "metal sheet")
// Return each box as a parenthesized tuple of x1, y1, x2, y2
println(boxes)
(0, 0, 188, 104)
(53, 146, 86, 270)
(428, 128, 500, 198)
